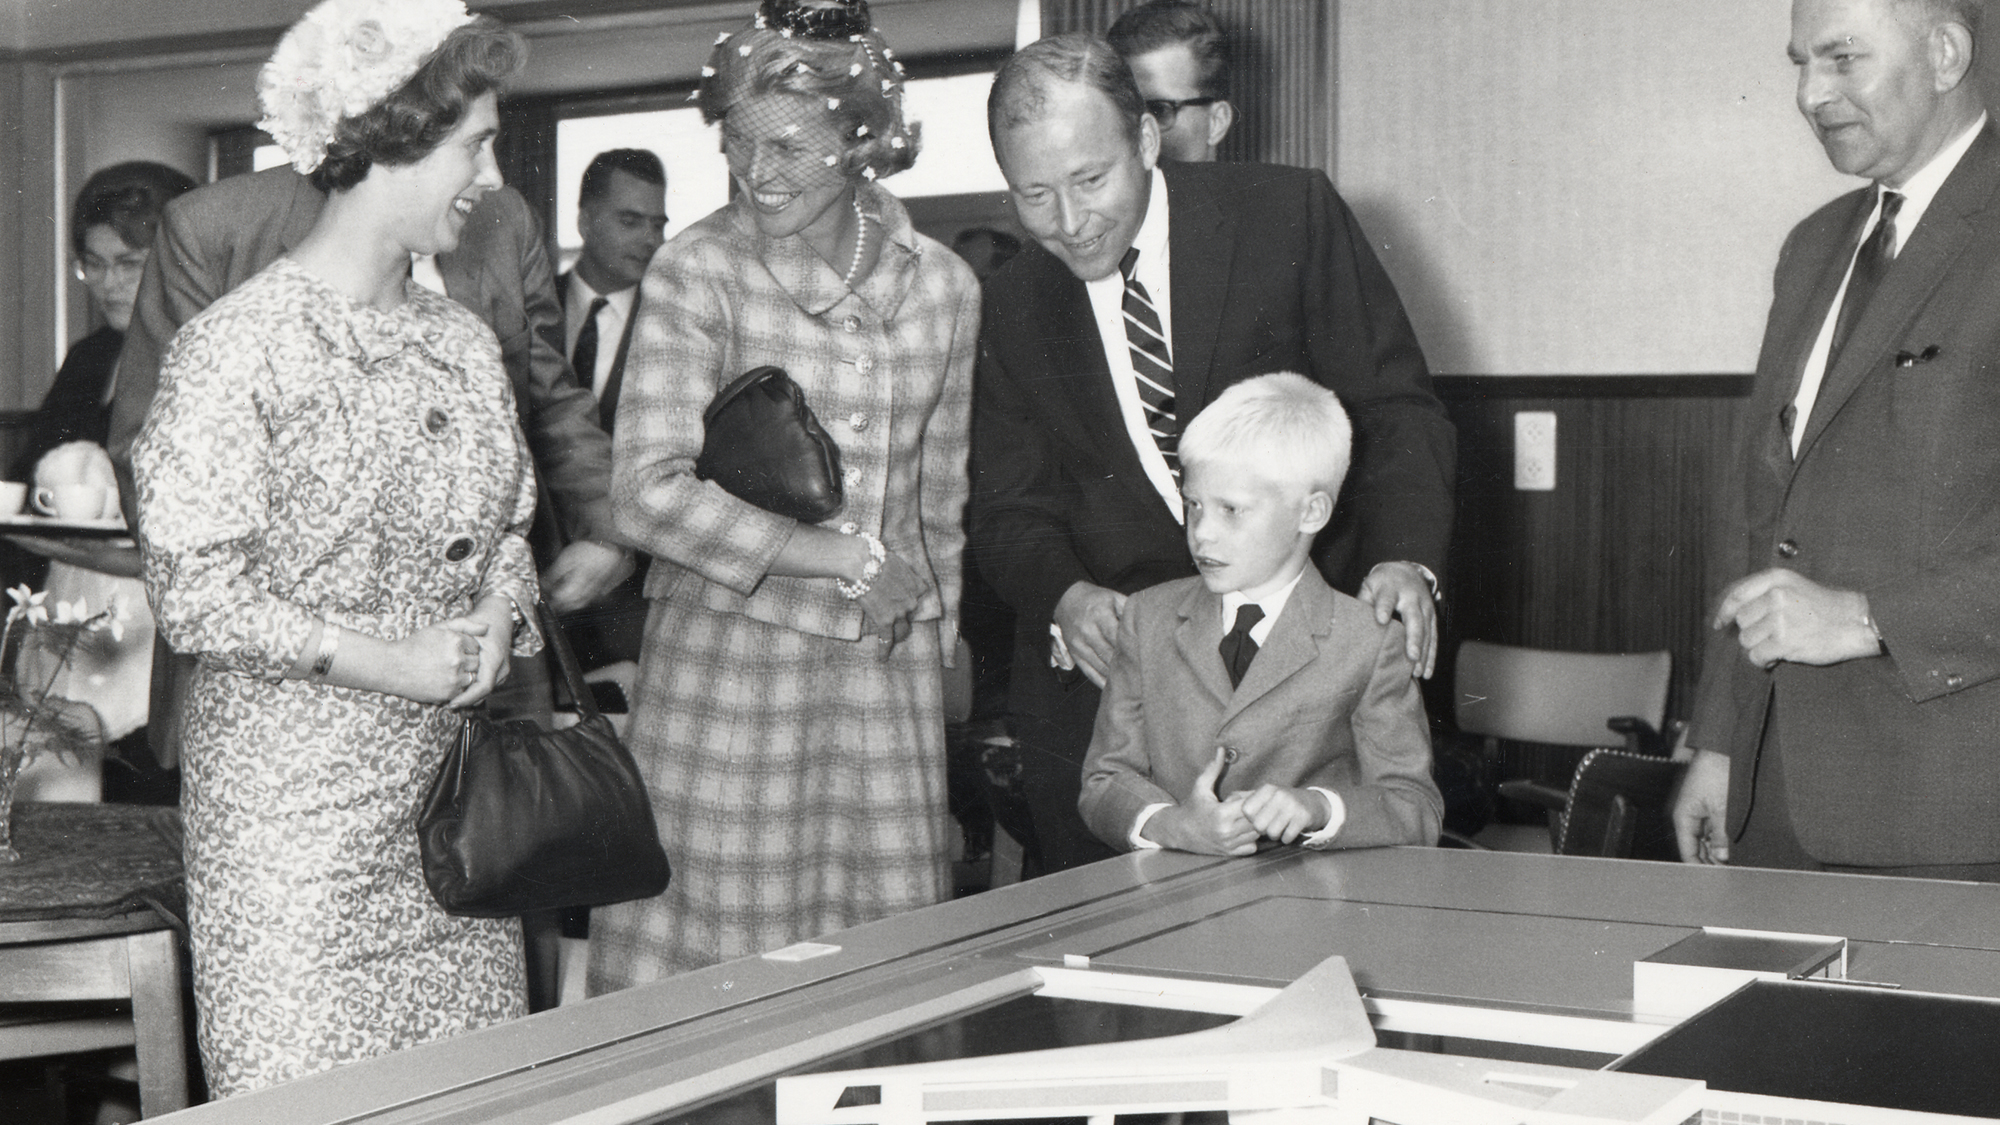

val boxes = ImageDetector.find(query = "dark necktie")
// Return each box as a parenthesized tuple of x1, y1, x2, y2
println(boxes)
(1219, 603, 1265, 689)
(571, 295, 609, 394)
(1120, 247, 1179, 482)
(1828, 189, 1903, 370)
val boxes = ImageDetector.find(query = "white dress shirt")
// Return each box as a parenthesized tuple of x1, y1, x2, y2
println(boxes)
(1789, 113, 1987, 457)
(1085, 169, 1183, 522)
(1130, 567, 1349, 849)
(563, 272, 637, 402)
(410, 253, 447, 297)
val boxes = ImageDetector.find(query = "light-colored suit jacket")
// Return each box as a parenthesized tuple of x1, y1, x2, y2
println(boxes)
(1079, 569, 1442, 851)
(1691, 125, 2000, 866)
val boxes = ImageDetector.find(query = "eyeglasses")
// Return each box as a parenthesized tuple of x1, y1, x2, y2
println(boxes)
(1145, 97, 1220, 128)
(73, 252, 149, 285)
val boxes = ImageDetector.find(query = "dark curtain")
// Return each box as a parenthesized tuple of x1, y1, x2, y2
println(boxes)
(498, 93, 562, 261)
(1040, 0, 1335, 177)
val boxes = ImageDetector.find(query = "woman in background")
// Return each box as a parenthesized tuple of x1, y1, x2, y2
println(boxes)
(132, 0, 539, 1096)
(18, 162, 195, 475)
(11, 162, 192, 802)
(589, 0, 980, 987)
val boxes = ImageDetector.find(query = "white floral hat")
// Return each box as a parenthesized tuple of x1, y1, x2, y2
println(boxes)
(257, 0, 477, 174)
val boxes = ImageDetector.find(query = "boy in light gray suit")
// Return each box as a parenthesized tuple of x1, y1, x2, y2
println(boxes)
(1079, 374, 1441, 855)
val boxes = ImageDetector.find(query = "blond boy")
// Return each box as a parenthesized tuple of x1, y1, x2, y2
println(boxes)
(1079, 374, 1442, 854)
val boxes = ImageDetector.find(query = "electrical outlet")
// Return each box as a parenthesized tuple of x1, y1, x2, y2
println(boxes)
(1515, 411, 1556, 491)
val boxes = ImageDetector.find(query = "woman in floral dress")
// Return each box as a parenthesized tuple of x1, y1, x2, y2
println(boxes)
(131, 1, 538, 1097)
(587, 0, 980, 989)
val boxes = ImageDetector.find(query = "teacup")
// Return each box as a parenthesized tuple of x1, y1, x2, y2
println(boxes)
(0, 482, 25, 515)
(32, 483, 117, 521)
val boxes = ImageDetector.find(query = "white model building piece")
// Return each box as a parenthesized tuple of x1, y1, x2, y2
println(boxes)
(774, 954, 1705, 1125)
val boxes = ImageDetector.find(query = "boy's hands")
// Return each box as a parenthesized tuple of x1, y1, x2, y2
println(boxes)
(1141, 747, 1258, 855)
(1236, 784, 1331, 844)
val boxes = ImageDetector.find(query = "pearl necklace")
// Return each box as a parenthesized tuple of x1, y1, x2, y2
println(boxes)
(842, 193, 871, 288)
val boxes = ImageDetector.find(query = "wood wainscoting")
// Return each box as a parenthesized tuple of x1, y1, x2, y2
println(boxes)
(1432, 375, 1753, 730)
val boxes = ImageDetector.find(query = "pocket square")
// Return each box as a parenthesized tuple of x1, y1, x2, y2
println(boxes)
(1895, 344, 1942, 367)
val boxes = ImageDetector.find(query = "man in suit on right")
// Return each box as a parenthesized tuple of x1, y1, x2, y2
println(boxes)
(972, 34, 1455, 874)
(1675, 0, 2000, 878)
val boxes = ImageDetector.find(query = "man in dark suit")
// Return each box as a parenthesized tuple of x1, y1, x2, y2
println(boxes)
(556, 148, 667, 670)
(1675, 0, 2000, 878)
(972, 34, 1455, 873)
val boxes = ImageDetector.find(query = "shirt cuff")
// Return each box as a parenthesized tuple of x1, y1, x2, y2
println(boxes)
(1301, 788, 1347, 848)
(1412, 563, 1441, 601)
(1129, 803, 1172, 849)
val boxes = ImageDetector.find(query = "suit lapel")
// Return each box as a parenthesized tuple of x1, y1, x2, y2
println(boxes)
(1796, 128, 2000, 464)
(1220, 569, 1337, 725)
(1171, 581, 1233, 708)
(1164, 164, 1232, 414)
(1767, 193, 1870, 468)
(1027, 250, 1170, 517)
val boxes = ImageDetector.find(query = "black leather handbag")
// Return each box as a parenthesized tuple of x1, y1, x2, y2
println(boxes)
(695, 365, 844, 523)
(417, 602, 670, 917)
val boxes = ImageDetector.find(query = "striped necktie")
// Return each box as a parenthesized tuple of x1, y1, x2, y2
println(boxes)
(1120, 246, 1178, 481)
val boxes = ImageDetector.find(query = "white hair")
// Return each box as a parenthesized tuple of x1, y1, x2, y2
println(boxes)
(1178, 372, 1352, 497)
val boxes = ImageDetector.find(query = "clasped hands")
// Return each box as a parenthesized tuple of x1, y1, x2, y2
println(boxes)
(1713, 567, 1880, 668)
(401, 594, 515, 708)
(1141, 747, 1330, 856)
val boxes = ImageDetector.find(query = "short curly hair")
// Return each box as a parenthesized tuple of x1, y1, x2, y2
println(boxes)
(698, 16, 920, 182)
(72, 161, 196, 257)
(311, 17, 525, 193)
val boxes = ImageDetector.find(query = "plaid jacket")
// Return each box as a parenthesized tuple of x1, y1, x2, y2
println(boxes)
(612, 184, 978, 648)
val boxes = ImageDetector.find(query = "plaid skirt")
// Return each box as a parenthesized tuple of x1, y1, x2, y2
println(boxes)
(586, 597, 950, 990)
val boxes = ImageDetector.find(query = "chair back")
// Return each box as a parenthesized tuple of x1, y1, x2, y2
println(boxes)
(1556, 749, 1687, 860)
(1454, 641, 1671, 747)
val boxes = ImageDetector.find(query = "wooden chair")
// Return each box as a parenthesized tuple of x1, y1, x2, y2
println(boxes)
(1452, 640, 1674, 854)
(1500, 749, 1687, 860)
(0, 912, 190, 1116)
(1454, 640, 1672, 757)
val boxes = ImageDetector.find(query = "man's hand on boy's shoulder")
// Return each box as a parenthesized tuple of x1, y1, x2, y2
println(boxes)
(1053, 580, 1127, 687)
(1235, 784, 1331, 845)
(1356, 560, 1438, 679)
(1141, 747, 1259, 856)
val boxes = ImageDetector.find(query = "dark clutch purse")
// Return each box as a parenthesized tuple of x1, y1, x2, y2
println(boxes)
(695, 365, 844, 523)
(417, 601, 670, 918)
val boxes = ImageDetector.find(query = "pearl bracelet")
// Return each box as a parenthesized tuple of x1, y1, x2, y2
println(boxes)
(837, 525, 886, 600)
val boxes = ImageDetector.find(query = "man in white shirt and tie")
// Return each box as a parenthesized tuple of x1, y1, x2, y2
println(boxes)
(557, 148, 666, 671)
(1675, 0, 2000, 879)
(971, 34, 1454, 874)
(561, 148, 667, 435)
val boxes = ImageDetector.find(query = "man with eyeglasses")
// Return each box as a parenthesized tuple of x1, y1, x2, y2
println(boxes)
(1108, 0, 1234, 163)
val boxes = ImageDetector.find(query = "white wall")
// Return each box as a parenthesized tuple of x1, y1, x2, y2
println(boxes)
(1336, 0, 1852, 376)
(7, 0, 1018, 408)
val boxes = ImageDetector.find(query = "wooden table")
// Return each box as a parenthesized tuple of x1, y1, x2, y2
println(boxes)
(151, 845, 2000, 1124)
(0, 802, 188, 1117)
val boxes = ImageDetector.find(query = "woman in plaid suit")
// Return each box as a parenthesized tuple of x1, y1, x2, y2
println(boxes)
(586, 0, 980, 989)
